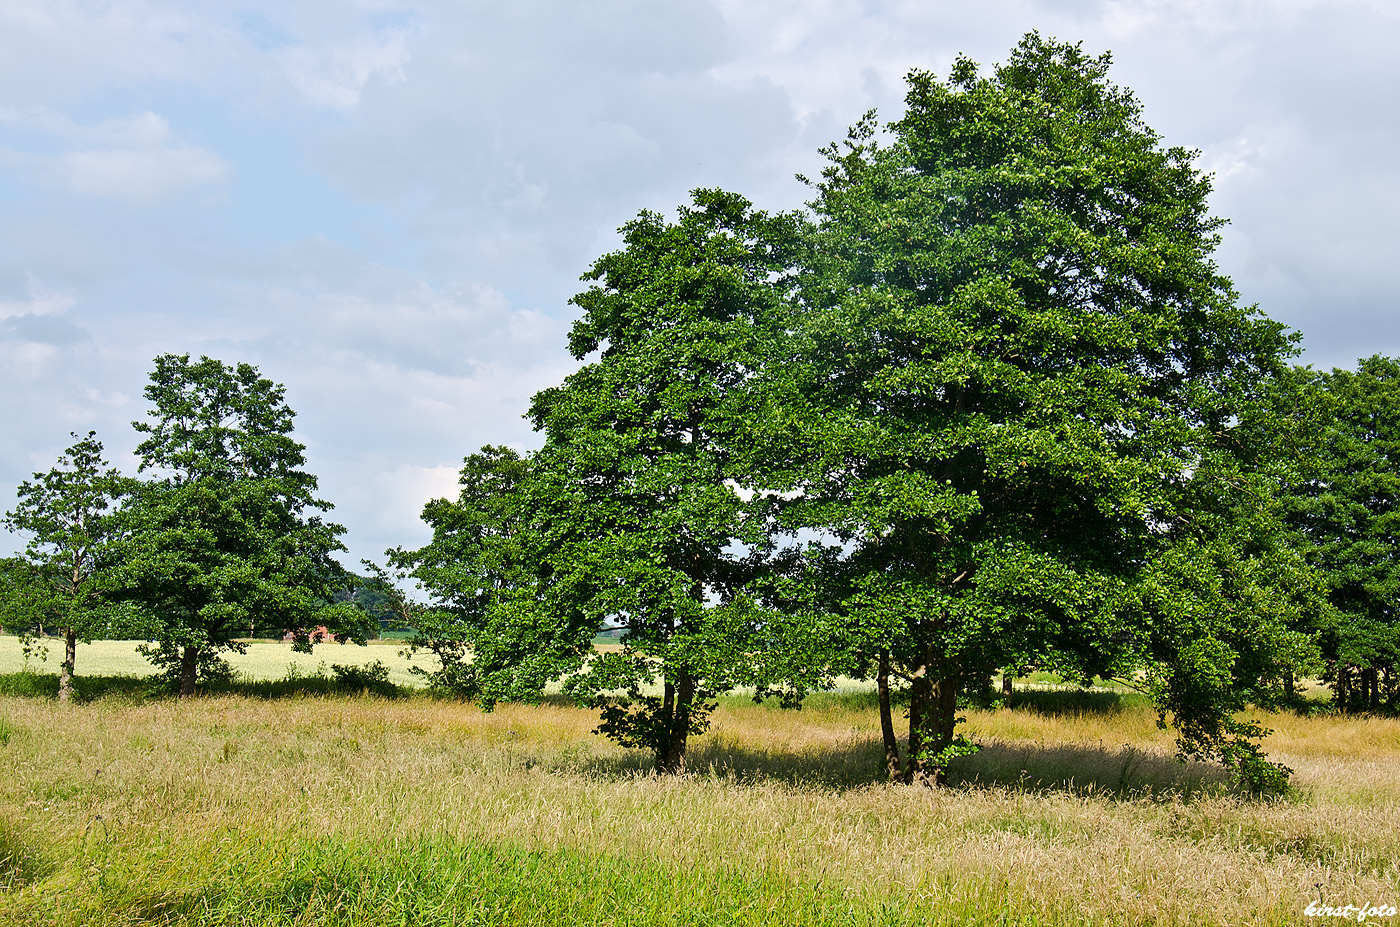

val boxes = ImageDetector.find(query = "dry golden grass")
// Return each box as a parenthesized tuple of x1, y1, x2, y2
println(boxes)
(0, 691, 1396, 925)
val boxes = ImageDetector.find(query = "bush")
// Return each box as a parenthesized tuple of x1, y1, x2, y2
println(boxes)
(331, 660, 399, 698)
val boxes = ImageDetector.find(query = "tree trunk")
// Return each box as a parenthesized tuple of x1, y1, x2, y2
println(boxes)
(905, 661, 959, 786)
(1282, 673, 1294, 703)
(905, 670, 931, 785)
(655, 669, 695, 775)
(1002, 673, 1014, 699)
(877, 650, 901, 782)
(1368, 667, 1381, 711)
(58, 627, 77, 702)
(179, 645, 200, 698)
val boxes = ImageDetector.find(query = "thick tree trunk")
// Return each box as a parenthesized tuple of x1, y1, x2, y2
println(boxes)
(877, 650, 901, 782)
(179, 646, 200, 698)
(1282, 673, 1295, 703)
(905, 661, 959, 786)
(655, 669, 695, 775)
(1002, 673, 1014, 699)
(58, 627, 77, 702)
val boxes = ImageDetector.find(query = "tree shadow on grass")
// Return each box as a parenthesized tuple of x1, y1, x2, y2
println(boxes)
(0, 671, 153, 702)
(551, 738, 884, 790)
(946, 739, 1237, 800)
(1000, 687, 1151, 716)
(749, 685, 1149, 717)
(556, 733, 1237, 800)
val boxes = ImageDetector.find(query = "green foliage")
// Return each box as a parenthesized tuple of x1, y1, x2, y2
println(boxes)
(747, 33, 1315, 785)
(400, 34, 1316, 787)
(389, 447, 593, 705)
(118, 354, 367, 695)
(322, 572, 404, 637)
(532, 188, 803, 772)
(403, 191, 807, 772)
(1280, 356, 1400, 713)
(1, 432, 136, 699)
(0, 557, 47, 638)
(330, 660, 398, 697)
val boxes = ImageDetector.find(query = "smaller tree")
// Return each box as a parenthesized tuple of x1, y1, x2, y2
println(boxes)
(119, 355, 366, 696)
(2, 432, 133, 701)
(527, 190, 799, 773)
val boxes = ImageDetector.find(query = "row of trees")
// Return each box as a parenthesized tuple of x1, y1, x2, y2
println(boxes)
(1282, 358, 1400, 712)
(387, 35, 1395, 790)
(2, 355, 372, 699)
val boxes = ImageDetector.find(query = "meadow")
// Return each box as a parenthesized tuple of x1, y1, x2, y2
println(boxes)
(0, 636, 435, 689)
(0, 641, 1397, 925)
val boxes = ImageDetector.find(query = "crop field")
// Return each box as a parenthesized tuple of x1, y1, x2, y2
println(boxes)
(0, 636, 436, 688)
(0, 660, 1397, 925)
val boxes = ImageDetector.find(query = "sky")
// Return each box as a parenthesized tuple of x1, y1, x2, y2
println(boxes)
(2, 0, 1397, 568)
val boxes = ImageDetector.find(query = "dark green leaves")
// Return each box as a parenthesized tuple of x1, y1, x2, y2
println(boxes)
(120, 355, 361, 693)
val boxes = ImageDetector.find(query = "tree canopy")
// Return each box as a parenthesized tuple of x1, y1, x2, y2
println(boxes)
(746, 33, 1317, 787)
(1282, 356, 1400, 712)
(400, 191, 805, 772)
(118, 354, 364, 695)
(391, 445, 595, 704)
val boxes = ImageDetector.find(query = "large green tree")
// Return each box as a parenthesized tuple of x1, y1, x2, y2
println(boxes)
(1281, 356, 1400, 712)
(119, 355, 363, 696)
(2, 432, 133, 701)
(753, 34, 1317, 786)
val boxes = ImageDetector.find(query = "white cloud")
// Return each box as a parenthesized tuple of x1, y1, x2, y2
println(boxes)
(1101, 0, 1399, 40)
(280, 28, 412, 111)
(0, 277, 75, 320)
(0, 108, 228, 199)
(1198, 123, 1294, 183)
(58, 144, 227, 199)
(344, 462, 463, 556)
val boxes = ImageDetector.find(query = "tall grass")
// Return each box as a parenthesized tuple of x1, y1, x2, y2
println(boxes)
(0, 688, 1395, 925)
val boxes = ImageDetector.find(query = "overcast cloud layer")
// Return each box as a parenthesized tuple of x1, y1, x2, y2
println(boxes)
(2, 0, 1397, 566)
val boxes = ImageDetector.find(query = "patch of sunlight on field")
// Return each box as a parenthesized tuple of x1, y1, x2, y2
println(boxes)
(0, 636, 437, 686)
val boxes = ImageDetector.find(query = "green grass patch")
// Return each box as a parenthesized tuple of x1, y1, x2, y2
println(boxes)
(6, 830, 1105, 927)
(0, 817, 48, 892)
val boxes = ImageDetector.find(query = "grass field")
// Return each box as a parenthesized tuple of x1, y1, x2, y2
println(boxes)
(0, 650, 1396, 925)
(0, 635, 437, 688)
